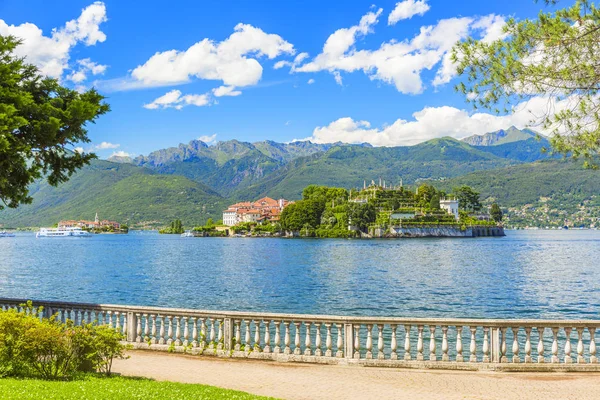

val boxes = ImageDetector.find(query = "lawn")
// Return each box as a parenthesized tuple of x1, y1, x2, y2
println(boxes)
(0, 375, 276, 400)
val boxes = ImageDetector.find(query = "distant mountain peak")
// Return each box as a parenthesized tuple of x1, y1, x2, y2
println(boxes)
(462, 126, 540, 146)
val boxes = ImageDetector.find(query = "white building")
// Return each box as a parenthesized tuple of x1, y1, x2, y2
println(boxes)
(223, 210, 237, 226)
(440, 198, 459, 220)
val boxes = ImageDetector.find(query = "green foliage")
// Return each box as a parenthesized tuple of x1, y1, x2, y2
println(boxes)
(159, 219, 184, 234)
(452, 0, 600, 163)
(452, 185, 482, 212)
(490, 203, 503, 222)
(280, 200, 325, 232)
(347, 203, 376, 230)
(0, 35, 109, 210)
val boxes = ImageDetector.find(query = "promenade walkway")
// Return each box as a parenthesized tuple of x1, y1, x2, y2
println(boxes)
(112, 351, 600, 400)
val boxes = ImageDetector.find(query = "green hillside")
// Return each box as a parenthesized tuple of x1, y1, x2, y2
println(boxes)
(0, 161, 225, 228)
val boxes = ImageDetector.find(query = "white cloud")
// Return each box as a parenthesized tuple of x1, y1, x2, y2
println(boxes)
(74, 147, 85, 154)
(0, 2, 107, 79)
(291, 9, 505, 94)
(309, 96, 571, 146)
(67, 57, 107, 83)
(110, 151, 131, 158)
(144, 89, 212, 110)
(95, 142, 120, 150)
(212, 85, 242, 97)
(198, 134, 217, 143)
(388, 0, 430, 25)
(307, 78, 315, 84)
(128, 24, 294, 90)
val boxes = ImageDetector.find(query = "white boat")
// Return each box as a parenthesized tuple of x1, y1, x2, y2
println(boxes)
(0, 231, 15, 238)
(36, 227, 93, 238)
(181, 230, 195, 238)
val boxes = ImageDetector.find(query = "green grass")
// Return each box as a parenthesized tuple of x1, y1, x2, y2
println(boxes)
(0, 375, 275, 400)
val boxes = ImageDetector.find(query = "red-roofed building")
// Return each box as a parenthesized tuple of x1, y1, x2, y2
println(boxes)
(223, 197, 292, 226)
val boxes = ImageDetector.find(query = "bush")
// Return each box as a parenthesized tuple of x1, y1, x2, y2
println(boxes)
(0, 302, 128, 379)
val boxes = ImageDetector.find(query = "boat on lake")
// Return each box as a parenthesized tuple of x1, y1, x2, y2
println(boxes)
(36, 227, 93, 238)
(0, 231, 15, 238)
(181, 230, 195, 238)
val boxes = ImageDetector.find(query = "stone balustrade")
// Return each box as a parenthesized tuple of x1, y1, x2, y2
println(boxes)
(2, 297, 599, 371)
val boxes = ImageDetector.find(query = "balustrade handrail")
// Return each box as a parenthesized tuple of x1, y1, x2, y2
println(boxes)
(2, 297, 599, 327)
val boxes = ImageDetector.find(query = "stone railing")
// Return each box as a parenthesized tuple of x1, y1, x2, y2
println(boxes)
(1, 298, 599, 371)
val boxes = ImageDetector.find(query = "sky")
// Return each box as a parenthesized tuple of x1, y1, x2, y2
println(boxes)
(0, 0, 555, 158)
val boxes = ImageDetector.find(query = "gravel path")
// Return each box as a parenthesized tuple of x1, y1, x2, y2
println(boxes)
(112, 351, 600, 400)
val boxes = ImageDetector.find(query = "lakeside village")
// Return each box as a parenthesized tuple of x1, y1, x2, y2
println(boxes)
(161, 180, 505, 238)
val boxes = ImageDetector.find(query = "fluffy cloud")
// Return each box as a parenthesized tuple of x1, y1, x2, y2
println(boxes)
(94, 142, 120, 150)
(292, 9, 505, 94)
(212, 85, 242, 97)
(67, 58, 107, 83)
(110, 151, 131, 158)
(309, 96, 571, 146)
(307, 78, 315, 84)
(130, 23, 295, 91)
(198, 134, 217, 143)
(143, 89, 211, 110)
(388, 0, 430, 25)
(0, 2, 107, 79)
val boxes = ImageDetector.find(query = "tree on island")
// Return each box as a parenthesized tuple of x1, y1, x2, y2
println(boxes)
(347, 203, 377, 231)
(490, 203, 504, 223)
(0, 36, 109, 210)
(452, 0, 600, 165)
(453, 185, 482, 212)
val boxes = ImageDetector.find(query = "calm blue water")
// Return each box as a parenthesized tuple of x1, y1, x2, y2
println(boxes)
(0, 231, 599, 319)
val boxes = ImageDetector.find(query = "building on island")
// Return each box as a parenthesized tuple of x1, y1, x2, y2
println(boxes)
(440, 198, 459, 220)
(58, 213, 121, 230)
(223, 197, 292, 226)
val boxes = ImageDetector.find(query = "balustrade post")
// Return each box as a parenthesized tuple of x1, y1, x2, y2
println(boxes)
(354, 325, 361, 359)
(429, 326, 437, 361)
(441, 326, 449, 362)
(167, 316, 173, 345)
(500, 327, 508, 363)
(325, 323, 333, 357)
(491, 327, 501, 363)
(315, 323, 322, 356)
(405, 325, 412, 361)
(159, 316, 166, 345)
(512, 327, 520, 363)
(284, 322, 291, 354)
(245, 320, 252, 354)
(217, 320, 224, 350)
(551, 327, 559, 363)
(136, 313, 142, 343)
(201, 318, 207, 349)
(183, 317, 189, 347)
(366, 324, 373, 359)
(525, 327, 532, 363)
(483, 327, 490, 363)
(144, 314, 150, 343)
(537, 327, 545, 363)
(223, 317, 234, 353)
(274, 322, 282, 354)
(456, 327, 464, 362)
(564, 327, 573, 364)
(126, 312, 136, 343)
(590, 328, 597, 364)
(264, 321, 271, 353)
(191, 317, 198, 347)
(577, 328, 585, 364)
(174, 316, 181, 346)
(234, 320, 241, 351)
(304, 322, 312, 356)
(253, 320, 260, 351)
(417, 325, 424, 361)
(377, 324, 385, 360)
(115, 311, 121, 331)
(468, 327, 476, 362)
(391, 325, 398, 360)
(337, 323, 345, 358)
(293, 322, 301, 355)
(210, 318, 216, 349)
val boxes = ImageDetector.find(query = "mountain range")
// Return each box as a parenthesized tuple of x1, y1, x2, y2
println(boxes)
(1, 126, 594, 228)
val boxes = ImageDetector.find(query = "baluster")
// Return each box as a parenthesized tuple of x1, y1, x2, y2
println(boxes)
(234, 320, 241, 351)
(107, 311, 113, 328)
(366, 324, 373, 359)
(217, 320, 224, 350)
(136, 313, 142, 343)
(512, 327, 520, 363)
(564, 327, 573, 363)
(245, 320, 252, 353)
(284, 321, 291, 354)
(167, 316, 173, 345)
(429, 326, 436, 361)
(183, 317, 189, 346)
(551, 327, 559, 363)
(264, 321, 271, 353)
(524, 327, 532, 363)
(336, 323, 344, 358)
(590, 328, 597, 364)
(325, 323, 333, 357)
(483, 327, 490, 363)
(115, 312, 121, 331)
(174, 316, 181, 346)
(293, 322, 301, 355)
(191, 317, 198, 347)
(577, 327, 585, 364)
(441, 326, 449, 361)
(404, 325, 412, 361)
(417, 325, 424, 361)
(274, 322, 282, 354)
(468, 327, 476, 362)
(150, 315, 157, 344)
(210, 318, 216, 349)
(455, 327, 463, 362)
(253, 320, 260, 351)
(201, 318, 207, 348)
(537, 327, 545, 363)
(314, 323, 322, 356)
(74, 309, 79, 326)
(304, 322, 312, 356)
(390, 325, 398, 360)
(122, 314, 127, 336)
(377, 324, 384, 360)
(159, 315, 166, 344)
(354, 325, 360, 359)
(500, 327, 508, 363)
(143, 314, 150, 342)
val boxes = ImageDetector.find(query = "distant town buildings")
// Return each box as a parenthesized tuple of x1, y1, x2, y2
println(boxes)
(58, 213, 121, 230)
(223, 197, 292, 226)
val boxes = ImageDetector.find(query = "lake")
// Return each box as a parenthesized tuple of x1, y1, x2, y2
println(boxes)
(0, 230, 599, 319)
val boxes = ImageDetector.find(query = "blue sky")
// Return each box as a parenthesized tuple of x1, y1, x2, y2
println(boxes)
(0, 0, 552, 158)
